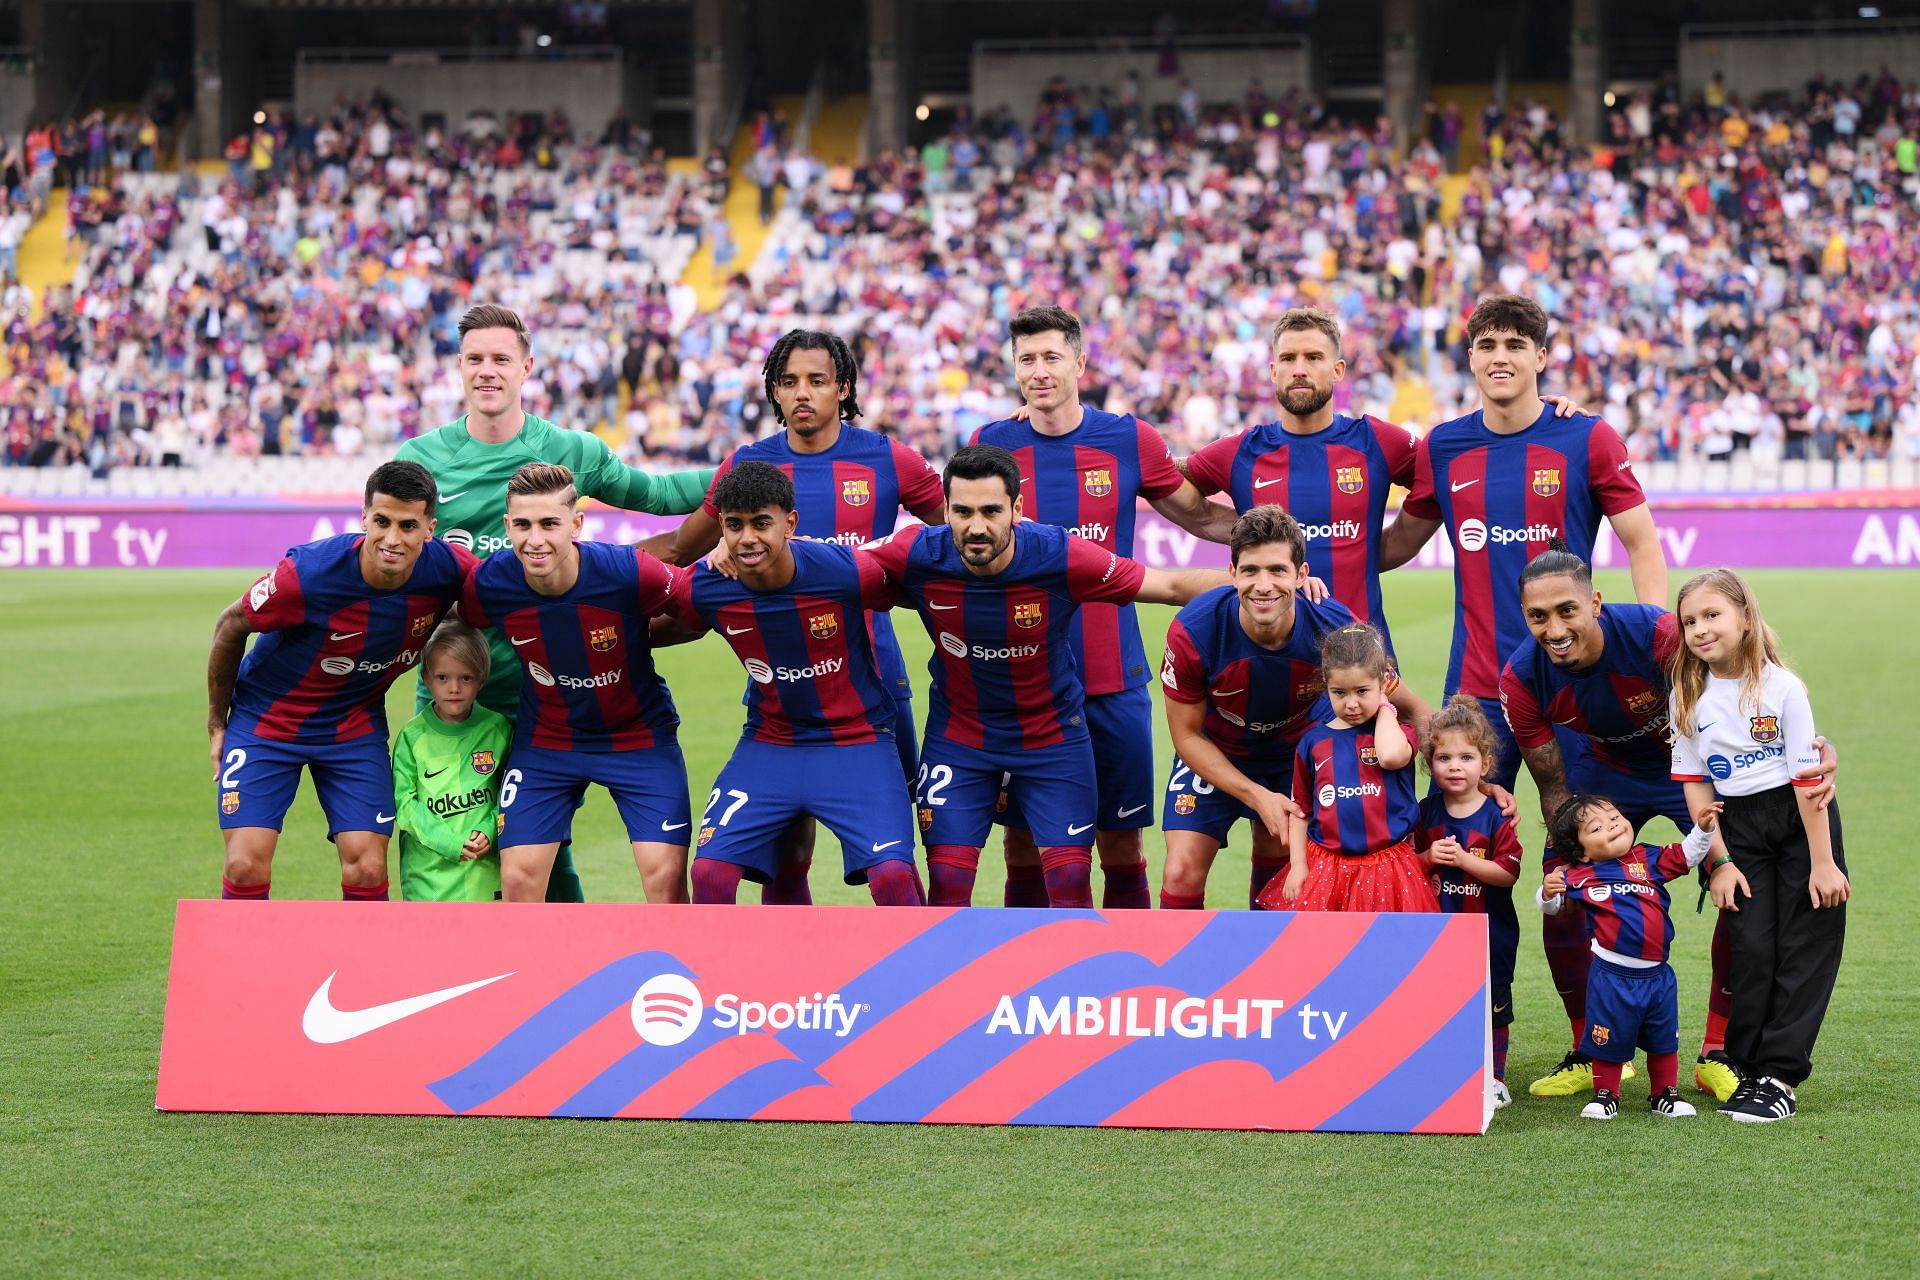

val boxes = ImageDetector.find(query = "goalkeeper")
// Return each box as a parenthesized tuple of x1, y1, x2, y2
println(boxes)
(393, 621, 513, 901)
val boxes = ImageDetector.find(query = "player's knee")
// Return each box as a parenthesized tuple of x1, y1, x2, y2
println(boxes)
(499, 858, 547, 903)
(1096, 829, 1144, 868)
(636, 845, 689, 904)
(221, 832, 276, 884)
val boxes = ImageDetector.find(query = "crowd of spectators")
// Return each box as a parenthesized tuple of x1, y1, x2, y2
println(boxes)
(6, 67, 1920, 475)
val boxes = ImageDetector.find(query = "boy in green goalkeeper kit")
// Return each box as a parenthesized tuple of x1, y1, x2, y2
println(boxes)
(396, 304, 713, 901)
(395, 621, 512, 901)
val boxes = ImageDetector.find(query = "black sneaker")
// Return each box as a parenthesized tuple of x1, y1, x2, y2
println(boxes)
(1721, 1076, 1797, 1123)
(1580, 1089, 1620, 1120)
(1650, 1087, 1697, 1118)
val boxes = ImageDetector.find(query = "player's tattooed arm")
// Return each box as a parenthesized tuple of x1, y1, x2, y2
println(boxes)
(206, 597, 254, 779)
(1378, 511, 1441, 571)
(1518, 739, 1571, 830)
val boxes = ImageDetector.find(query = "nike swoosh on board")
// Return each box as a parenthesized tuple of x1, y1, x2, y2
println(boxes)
(302, 970, 513, 1044)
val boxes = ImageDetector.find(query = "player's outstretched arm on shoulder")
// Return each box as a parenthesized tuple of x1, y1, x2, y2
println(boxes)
(607, 462, 717, 516)
(1379, 511, 1441, 571)
(647, 614, 708, 649)
(1135, 566, 1232, 606)
(1544, 394, 1590, 418)
(206, 597, 253, 778)
(646, 507, 722, 567)
(1608, 503, 1667, 606)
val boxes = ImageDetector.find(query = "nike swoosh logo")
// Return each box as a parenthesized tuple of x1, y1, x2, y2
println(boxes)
(424, 767, 448, 779)
(725, 625, 754, 635)
(441, 490, 469, 500)
(1117, 804, 1147, 819)
(1252, 477, 1286, 489)
(1067, 822, 1093, 836)
(1696, 721, 1714, 732)
(510, 636, 536, 646)
(661, 821, 689, 832)
(302, 970, 513, 1044)
(872, 840, 902, 853)
(376, 813, 394, 824)
(1493, 1002, 1510, 1014)
(928, 602, 958, 611)
(1450, 479, 1479, 493)
(1210, 688, 1244, 698)
(330, 632, 362, 641)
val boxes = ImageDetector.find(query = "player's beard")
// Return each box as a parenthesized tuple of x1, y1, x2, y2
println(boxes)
(960, 528, 1011, 568)
(1277, 383, 1333, 417)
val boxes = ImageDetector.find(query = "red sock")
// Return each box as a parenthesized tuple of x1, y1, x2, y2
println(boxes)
(1159, 889, 1205, 910)
(342, 879, 388, 901)
(761, 858, 813, 906)
(927, 845, 980, 907)
(691, 859, 745, 904)
(1040, 846, 1093, 909)
(1703, 913, 1733, 1053)
(1099, 858, 1151, 910)
(1648, 1050, 1679, 1096)
(1493, 1025, 1510, 1081)
(1003, 864, 1048, 908)
(1249, 857, 1285, 909)
(221, 877, 268, 900)
(866, 860, 926, 906)
(1592, 1060, 1623, 1094)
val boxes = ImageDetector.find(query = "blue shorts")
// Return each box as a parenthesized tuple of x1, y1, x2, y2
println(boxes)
(497, 741, 692, 847)
(695, 738, 917, 884)
(1581, 955, 1679, 1063)
(919, 734, 1097, 849)
(215, 723, 394, 839)
(1160, 750, 1295, 847)
(996, 685, 1155, 832)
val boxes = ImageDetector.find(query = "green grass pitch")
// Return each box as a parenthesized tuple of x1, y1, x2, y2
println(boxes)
(3, 568, 1917, 1277)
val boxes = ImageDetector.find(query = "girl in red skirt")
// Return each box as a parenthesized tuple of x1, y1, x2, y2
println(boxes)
(1262, 624, 1439, 913)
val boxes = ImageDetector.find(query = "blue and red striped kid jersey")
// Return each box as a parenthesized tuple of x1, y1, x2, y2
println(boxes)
(668, 540, 900, 747)
(1415, 793, 1524, 916)
(1292, 719, 1421, 854)
(1400, 408, 1646, 699)
(460, 541, 681, 752)
(972, 408, 1184, 695)
(861, 521, 1146, 752)
(1562, 842, 1695, 962)
(230, 533, 473, 744)
(1499, 604, 1681, 777)
(1185, 415, 1416, 651)
(1160, 587, 1357, 759)
(704, 425, 944, 698)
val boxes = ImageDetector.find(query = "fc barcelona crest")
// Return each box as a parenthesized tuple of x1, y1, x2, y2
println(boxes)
(919, 806, 935, 830)
(1335, 466, 1365, 495)
(841, 478, 872, 507)
(411, 614, 434, 636)
(1626, 690, 1661, 716)
(1590, 1025, 1611, 1046)
(1359, 744, 1378, 766)
(1175, 794, 1197, 815)
(1750, 715, 1780, 744)
(810, 612, 840, 640)
(1532, 467, 1563, 497)
(471, 750, 497, 775)
(220, 790, 241, 815)
(1083, 468, 1113, 498)
(589, 625, 619, 652)
(1013, 602, 1044, 629)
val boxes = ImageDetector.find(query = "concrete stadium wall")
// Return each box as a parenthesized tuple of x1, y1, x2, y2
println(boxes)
(970, 46, 1311, 116)
(1680, 28, 1920, 100)
(294, 55, 628, 131)
(0, 66, 35, 135)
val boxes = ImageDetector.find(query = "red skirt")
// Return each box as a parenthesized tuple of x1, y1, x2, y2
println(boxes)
(1256, 839, 1440, 913)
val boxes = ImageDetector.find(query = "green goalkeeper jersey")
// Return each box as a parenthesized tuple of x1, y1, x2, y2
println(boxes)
(396, 413, 715, 714)
(393, 703, 513, 902)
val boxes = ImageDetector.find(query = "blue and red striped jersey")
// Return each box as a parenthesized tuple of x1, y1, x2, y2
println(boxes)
(861, 522, 1146, 752)
(460, 541, 681, 752)
(1292, 720, 1421, 854)
(1185, 414, 1416, 651)
(1562, 842, 1694, 963)
(668, 540, 900, 747)
(1400, 408, 1645, 698)
(1499, 604, 1681, 777)
(704, 425, 944, 699)
(1415, 794, 1523, 918)
(1160, 587, 1356, 759)
(972, 408, 1184, 695)
(230, 533, 473, 744)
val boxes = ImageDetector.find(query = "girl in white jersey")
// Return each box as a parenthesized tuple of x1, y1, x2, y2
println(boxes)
(1669, 569, 1849, 1123)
